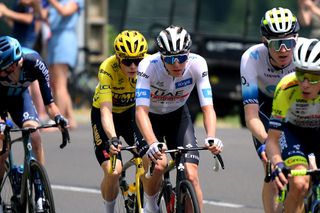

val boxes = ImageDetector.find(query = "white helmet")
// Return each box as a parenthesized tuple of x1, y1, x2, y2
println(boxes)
(294, 38, 320, 71)
(156, 25, 192, 55)
(260, 7, 299, 37)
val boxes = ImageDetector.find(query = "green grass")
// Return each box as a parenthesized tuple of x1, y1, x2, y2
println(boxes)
(195, 113, 242, 128)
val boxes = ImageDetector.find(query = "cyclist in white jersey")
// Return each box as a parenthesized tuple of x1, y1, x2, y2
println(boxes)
(267, 38, 320, 212)
(135, 25, 223, 213)
(240, 7, 300, 213)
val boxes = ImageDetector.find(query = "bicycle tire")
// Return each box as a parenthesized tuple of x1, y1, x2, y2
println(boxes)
(0, 161, 16, 213)
(158, 180, 175, 213)
(26, 160, 55, 213)
(176, 180, 200, 213)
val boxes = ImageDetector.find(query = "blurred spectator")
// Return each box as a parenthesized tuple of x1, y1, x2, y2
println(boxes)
(0, 0, 49, 123)
(46, 0, 84, 129)
(298, 0, 320, 38)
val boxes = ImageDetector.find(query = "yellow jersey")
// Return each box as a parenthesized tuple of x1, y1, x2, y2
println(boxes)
(92, 55, 136, 113)
(269, 72, 320, 129)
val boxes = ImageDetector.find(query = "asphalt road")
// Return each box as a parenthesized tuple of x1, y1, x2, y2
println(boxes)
(11, 123, 265, 213)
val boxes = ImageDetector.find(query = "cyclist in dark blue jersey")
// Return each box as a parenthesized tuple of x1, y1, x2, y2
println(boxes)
(0, 36, 68, 169)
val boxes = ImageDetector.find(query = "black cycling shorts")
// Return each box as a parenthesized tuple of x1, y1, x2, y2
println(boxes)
(147, 104, 200, 165)
(90, 106, 145, 165)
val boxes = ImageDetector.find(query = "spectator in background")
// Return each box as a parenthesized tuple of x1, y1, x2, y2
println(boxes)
(0, 0, 49, 124)
(45, 0, 84, 129)
(298, 0, 320, 38)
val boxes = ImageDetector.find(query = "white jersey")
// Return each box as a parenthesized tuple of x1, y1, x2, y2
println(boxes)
(136, 52, 213, 114)
(240, 43, 296, 105)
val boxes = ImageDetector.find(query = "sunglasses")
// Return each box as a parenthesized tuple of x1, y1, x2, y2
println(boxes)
(120, 58, 143, 66)
(296, 70, 320, 85)
(163, 54, 188, 64)
(0, 61, 18, 73)
(266, 37, 296, 52)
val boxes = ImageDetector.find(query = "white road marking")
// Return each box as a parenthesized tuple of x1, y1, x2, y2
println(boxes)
(52, 184, 246, 209)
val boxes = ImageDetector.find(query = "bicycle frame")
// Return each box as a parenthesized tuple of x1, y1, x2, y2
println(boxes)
(0, 123, 69, 212)
(151, 146, 224, 213)
(110, 145, 145, 213)
(265, 160, 320, 213)
(8, 129, 39, 210)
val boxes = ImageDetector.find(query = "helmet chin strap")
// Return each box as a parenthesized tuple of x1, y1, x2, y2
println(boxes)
(268, 52, 287, 70)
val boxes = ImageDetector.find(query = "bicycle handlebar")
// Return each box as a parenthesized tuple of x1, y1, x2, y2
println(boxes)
(264, 160, 320, 183)
(1, 123, 70, 155)
(145, 144, 225, 179)
(109, 144, 140, 174)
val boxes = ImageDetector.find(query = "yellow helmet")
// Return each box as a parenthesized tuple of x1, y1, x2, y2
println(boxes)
(114, 30, 148, 58)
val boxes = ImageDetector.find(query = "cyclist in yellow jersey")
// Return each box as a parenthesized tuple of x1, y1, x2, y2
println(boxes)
(90, 30, 148, 213)
(267, 38, 320, 212)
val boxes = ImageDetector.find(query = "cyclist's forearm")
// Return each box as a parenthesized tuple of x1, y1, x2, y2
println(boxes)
(201, 105, 216, 137)
(266, 129, 282, 164)
(100, 104, 117, 139)
(136, 106, 157, 145)
(244, 105, 268, 143)
(45, 103, 61, 120)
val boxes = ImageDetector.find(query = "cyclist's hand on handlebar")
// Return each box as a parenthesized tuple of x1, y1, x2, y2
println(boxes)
(54, 115, 68, 128)
(108, 137, 122, 155)
(146, 142, 167, 163)
(55, 115, 70, 148)
(271, 162, 290, 190)
(205, 137, 223, 154)
(257, 144, 268, 163)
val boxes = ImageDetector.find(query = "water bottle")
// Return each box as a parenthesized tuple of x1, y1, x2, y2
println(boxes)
(126, 184, 136, 212)
(12, 165, 23, 195)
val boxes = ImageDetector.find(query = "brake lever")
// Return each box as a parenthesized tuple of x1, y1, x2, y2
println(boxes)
(212, 154, 225, 172)
(59, 126, 70, 149)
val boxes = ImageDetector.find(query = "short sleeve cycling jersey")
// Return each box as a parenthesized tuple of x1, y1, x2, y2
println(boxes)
(269, 72, 320, 130)
(0, 47, 53, 105)
(241, 43, 296, 105)
(135, 52, 213, 114)
(92, 55, 136, 113)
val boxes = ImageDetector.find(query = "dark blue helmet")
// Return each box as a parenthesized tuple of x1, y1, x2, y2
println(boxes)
(0, 36, 22, 70)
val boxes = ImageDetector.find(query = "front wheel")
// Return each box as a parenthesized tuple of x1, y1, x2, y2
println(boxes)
(0, 161, 17, 213)
(176, 180, 200, 213)
(25, 160, 55, 213)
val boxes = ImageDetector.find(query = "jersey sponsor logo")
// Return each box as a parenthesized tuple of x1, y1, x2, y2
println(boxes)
(151, 90, 189, 101)
(176, 78, 192, 89)
(35, 59, 50, 84)
(136, 88, 150, 98)
(0, 80, 31, 88)
(100, 70, 113, 80)
(202, 88, 212, 98)
(112, 86, 125, 91)
(93, 124, 103, 146)
(100, 85, 111, 90)
(241, 76, 249, 86)
(150, 59, 158, 64)
(113, 92, 135, 106)
(202, 71, 208, 78)
(250, 50, 260, 60)
(137, 71, 149, 79)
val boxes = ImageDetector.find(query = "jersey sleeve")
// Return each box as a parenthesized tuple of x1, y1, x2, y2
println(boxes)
(269, 79, 291, 130)
(136, 58, 151, 107)
(240, 47, 259, 105)
(97, 60, 113, 104)
(194, 56, 213, 107)
(26, 51, 54, 105)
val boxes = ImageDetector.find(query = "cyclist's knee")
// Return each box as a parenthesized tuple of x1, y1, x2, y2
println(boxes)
(23, 120, 39, 128)
(290, 176, 310, 199)
(101, 160, 122, 178)
(185, 163, 199, 185)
